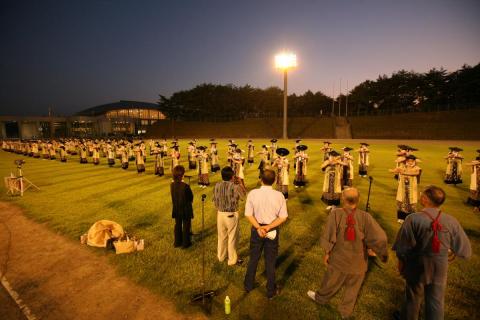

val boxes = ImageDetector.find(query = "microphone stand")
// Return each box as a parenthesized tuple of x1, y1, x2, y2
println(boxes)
(191, 194, 215, 311)
(366, 176, 373, 212)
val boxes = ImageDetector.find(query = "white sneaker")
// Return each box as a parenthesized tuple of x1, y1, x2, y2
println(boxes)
(397, 219, 404, 224)
(307, 290, 316, 301)
(326, 206, 332, 211)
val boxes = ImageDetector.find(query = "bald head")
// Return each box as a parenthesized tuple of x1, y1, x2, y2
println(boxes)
(342, 187, 360, 206)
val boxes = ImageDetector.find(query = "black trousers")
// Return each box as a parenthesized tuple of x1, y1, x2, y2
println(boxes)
(244, 227, 279, 297)
(174, 217, 191, 248)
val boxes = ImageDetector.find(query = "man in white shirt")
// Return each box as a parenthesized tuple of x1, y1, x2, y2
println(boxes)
(244, 168, 288, 299)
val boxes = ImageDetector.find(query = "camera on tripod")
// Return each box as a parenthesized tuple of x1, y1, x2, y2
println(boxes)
(15, 159, 26, 168)
(5, 159, 39, 196)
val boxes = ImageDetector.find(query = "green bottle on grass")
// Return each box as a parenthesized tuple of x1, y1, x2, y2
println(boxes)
(225, 295, 231, 315)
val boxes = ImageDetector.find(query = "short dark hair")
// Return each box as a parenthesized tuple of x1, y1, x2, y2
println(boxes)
(221, 166, 234, 181)
(261, 169, 276, 186)
(172, 165, 185, 182)
(423, 185, 446, 207)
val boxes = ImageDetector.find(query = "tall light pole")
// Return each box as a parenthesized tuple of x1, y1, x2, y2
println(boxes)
(275, 52, 297, 140)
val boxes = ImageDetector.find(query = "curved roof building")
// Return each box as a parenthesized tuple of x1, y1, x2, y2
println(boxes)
(1, 100, 166, 139)
(76, 100, 164, 119)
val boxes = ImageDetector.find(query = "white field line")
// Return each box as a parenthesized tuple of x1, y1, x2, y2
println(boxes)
(1, 276, 38, 320)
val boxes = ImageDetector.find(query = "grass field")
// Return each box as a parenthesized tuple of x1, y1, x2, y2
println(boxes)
(1, 139, 479, 320)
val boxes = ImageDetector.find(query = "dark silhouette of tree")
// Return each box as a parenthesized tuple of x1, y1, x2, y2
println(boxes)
(158, 63, 479, 120)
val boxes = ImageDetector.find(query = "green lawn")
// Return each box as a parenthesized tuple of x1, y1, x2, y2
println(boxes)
(1, 139, 479, 320)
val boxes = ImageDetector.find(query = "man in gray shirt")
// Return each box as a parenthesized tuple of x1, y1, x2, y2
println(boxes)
(393, 185, 472, 320)
(308, 187, 388, 319)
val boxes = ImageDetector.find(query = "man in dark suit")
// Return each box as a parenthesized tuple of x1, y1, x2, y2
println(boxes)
(170, 165, 194, 248)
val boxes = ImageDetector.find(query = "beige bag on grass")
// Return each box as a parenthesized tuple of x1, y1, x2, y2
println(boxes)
(114, 236, 136, 254)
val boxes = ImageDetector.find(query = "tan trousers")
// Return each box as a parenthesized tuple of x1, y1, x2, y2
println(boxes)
(217, 211, 239, 265)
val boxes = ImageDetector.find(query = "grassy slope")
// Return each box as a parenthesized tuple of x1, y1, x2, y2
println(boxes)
(0, 140, 479, 320)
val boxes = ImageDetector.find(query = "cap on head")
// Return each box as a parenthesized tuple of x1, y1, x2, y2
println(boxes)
(276, 148, 290, 156)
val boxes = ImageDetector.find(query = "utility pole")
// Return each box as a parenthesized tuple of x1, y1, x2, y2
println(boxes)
(338, 78, 342, 117)
(331, 83, 335, 116)
(346, 80, 349, 117)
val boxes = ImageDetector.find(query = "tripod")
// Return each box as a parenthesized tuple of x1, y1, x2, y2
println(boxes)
(191, 194, 215, 309)
(5, 166, 40, 196)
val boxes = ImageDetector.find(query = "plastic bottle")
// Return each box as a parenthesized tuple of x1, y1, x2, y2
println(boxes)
(224, 295, 231, 315)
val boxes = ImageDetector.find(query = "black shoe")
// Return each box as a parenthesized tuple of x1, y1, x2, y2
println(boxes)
(392, 311, 401, 320)
(236, 259, 244, 266)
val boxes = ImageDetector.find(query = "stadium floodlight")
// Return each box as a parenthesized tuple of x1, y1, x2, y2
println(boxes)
(275, 52, 297, 139)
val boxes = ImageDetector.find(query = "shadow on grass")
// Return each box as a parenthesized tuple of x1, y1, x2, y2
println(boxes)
(464, 228, 480, 240)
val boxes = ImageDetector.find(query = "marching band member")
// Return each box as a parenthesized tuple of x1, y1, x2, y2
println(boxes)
(341, 147, 354, 188)
(257, 144, 270, 179)
(466, 150, 480, 211)
(79, 144, 88, 164)
(140, 141, 147, 163)
(41, 142, 49, 159)
(127, 141, 135, 162)
(357, 143, 370, 177)
(227, 140, 236, 167)
(269, 138, 278, 161)
(321, 141, 332, 161)
(115, 142, 123, 160)
(59, 145, 67, 162)
(107, 144, 115, 167)
(154, 143, 165, 176)
(171, 145, 180, 173)
(293, 139, 302, 169)
(444, 147, 463, 185)
(187, 141, 197, 170)
(196, 146, 210, 188)
(390, 155, 421, 223)
(247, 140, 255, 166)
(48, 141, 56, 160)
(148, 139, 155, 156)
(232, 148, 245, 187)
(135, 144, 145, 173)
(88, 143, 94, 157)
(273, 148, 290, 199)
(210, 139, 220, 173)
(293, 145, 308, 188)
(92, 145, 100, 165)
(321, 150, 344, 209)
(32, 141, 40, 158)
(121, 144, 129, 170)
(160, 138, 168, 157)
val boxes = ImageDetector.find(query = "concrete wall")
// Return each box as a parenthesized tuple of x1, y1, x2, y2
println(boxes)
(146, 117, 336, 139)
(146, 110, 480, 140)
(349, 109, 480, 140)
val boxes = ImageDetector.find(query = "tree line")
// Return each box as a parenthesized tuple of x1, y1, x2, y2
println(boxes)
(158, 63, 480, 121)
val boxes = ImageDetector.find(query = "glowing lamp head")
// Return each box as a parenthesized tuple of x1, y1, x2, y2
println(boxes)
(275, 52, 297, 70)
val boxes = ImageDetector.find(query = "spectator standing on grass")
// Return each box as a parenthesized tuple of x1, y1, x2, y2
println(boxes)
(307, 187, 388, 319)
(170, 165, 194, 248)
(466, 150, 480, 211)
(213, 166, 246, 266)
(244, 168, 288, 299)
(392, 185, 471, 320)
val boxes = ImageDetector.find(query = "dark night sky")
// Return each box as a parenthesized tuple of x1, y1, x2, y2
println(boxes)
(1, 0, 479, 116)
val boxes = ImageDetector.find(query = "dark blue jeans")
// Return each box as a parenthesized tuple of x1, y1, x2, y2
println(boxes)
(244, 226, 279, 297)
